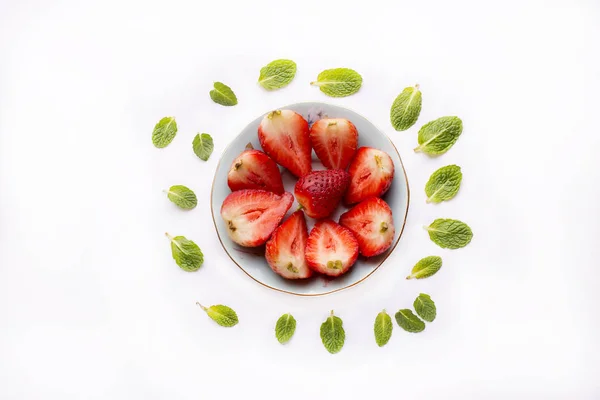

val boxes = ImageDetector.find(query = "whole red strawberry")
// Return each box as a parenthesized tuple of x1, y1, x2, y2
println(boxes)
(309, 118, 358, 170)
(305, 219, 359, 277)
(258, 109, 312, 178)
(227, 144, 284, 194)
(339, 197, 395, 257)
(265, 210, 312, 279)
(294, 169, 350, 219)
(345, 147, 395, 205)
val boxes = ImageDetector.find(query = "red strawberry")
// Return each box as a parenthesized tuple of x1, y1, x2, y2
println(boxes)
(220, 189, 293, 247)
(305, 220, 359, 277)
(227, 144, 284, 194)
(265, 210, 312, 279)
(294, 169, 350, 219)
(345, 147, 395, 205)
(339, 197, 395, 257)
(258, 109, 312, 178)
(309, 118, 358, 170)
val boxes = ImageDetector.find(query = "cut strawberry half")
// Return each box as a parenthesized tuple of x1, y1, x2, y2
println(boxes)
(227, 144, 284, 194)
(305, 220, 359, 277)
(265, 210, 312, 279)
(294, 169, 350, 219)
(258, 109, 312, 178)
(345, 147, 395, 205)
(339, 197, 395, 257)
(309, 118, 358, 170)
(220, 189, 293, 247)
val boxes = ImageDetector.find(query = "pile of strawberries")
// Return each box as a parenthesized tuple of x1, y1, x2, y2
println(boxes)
(220, 109, 396, 280)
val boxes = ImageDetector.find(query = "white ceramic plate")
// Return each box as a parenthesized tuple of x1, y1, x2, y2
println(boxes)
(211, 102, 410, 296)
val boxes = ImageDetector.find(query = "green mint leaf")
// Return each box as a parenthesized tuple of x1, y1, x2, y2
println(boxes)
(165, 233, 203, 272)
(426, 218, 473, 249)
(275, 313, 297, 344)
(320, 310, 345, 354)
(258, 59, 297, 90)
(374, 310, 393, 347)
(152, 116, 177, 148)
(193, 133, 214, 161)
(310, 68, 362, 97)
(414, 116, 463, 155)
(395, 309, 425, 333)
(390, 85, 422, 131)
(164, 185, 197, 210)
(425, 165, 462, 203)
(414, 293, 436, 323)
(407, 256, 442, 280)
(197, 303, 238, 327)
(210, 82, 237, 106)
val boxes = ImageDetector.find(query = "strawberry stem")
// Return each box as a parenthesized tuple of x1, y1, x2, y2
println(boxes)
(380, 222, 388, 233)
(267, 110, 282, 119)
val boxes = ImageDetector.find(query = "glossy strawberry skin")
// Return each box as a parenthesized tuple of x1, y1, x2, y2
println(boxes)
(305, 219, 359, 277)
(309, 118, 358, 170)
(220, 189, 293, 247)
(294, 169, 350, 219)
(265, 210, 312, 279)
(345, 147, 395, 205)
(339, 197, 395, 257)
(227, 148, 284, 194)
(258, 110, 312, 178)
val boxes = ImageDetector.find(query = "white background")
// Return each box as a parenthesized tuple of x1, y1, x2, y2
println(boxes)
(1, 0, 599, 398)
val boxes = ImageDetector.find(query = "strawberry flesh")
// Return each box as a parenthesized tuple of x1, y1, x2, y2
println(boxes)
(265, 210, 312, 279)
(345, 147, 395, 205)
(339, 197, 395, 257)
(227, 148, 284, 194)
(310, 118, 358, 170)
(294, 169, 350, 219)
(258, 110, 312, 178)
(305, 220, 359, 277)
(220, 189, 293, 247)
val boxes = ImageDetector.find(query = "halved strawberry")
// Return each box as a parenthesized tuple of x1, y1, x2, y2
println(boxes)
(227, 144, 284, 194)
(294, 169, 350, 219)
(220, 189, 293, 247)
(265, 210, 312, 279)
(309, 118, 358, 170)
(258, 109, 312, 178)
(339, 197, 395, 257)
(345, 147, 395, 205)
(305, 220, 359, 277)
